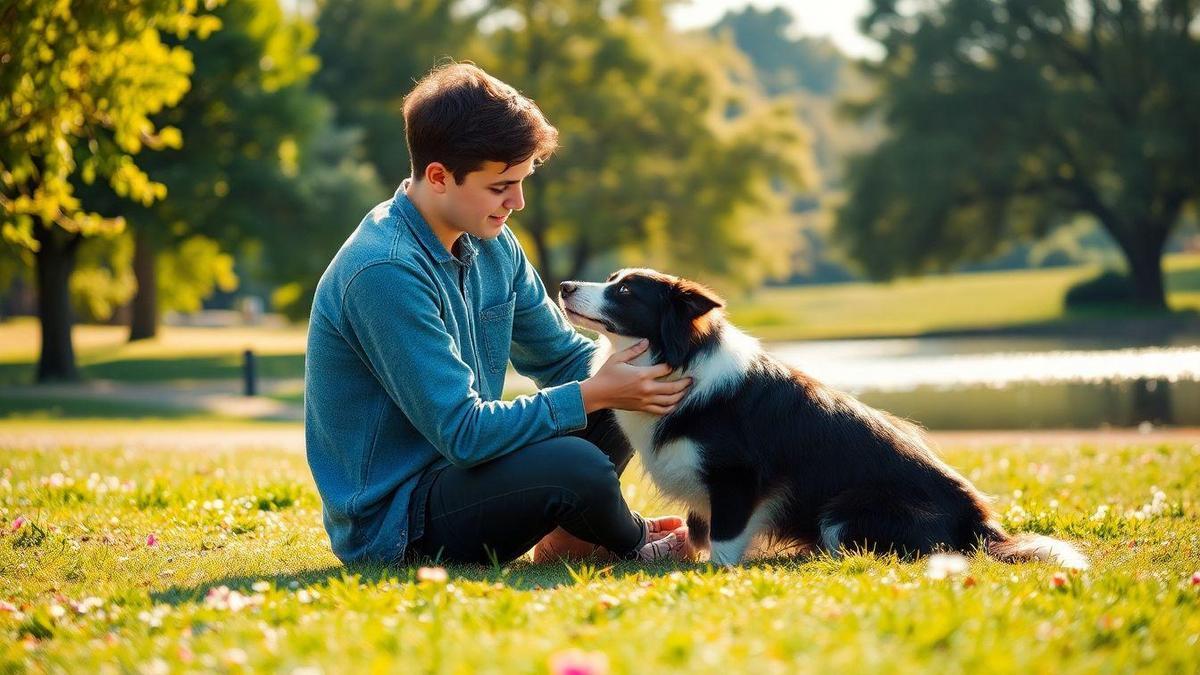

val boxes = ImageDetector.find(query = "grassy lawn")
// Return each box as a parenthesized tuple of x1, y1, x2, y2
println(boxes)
(728, 253, 1200, 340)
(2, 428, 1198, 672)
(0, 255, 1197, 388)
(0, 323, 308, 386)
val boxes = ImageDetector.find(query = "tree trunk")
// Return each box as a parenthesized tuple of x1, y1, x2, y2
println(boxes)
(1124, 242, 1167, 309)
(566, 236, 590, 285)
(524, 167, 560, 292)
(528, 226, 560, 295)
(1108, 221, 1168, 310)
(129, 228, 158, 341)
(34, 227, 82, 382)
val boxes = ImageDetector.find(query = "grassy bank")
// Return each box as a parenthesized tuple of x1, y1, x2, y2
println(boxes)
(727, 254, 1200, 341)
(1, 428, 1198, 672)
(1, 255, 1198, 386)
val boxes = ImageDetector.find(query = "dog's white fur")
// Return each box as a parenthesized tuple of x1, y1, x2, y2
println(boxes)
(573, 276, 774, 564)
(563, 273, 1089, 569)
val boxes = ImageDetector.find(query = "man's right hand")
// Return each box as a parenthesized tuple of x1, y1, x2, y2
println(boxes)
(579, 339, 692, 415)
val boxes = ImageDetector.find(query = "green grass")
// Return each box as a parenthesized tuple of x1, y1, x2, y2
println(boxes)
(0, 396, 207, 421)
(728, 254, 1200, 340)
(2, 429, 1198, 672)
(0, 322, 308, 386)
(3, 256, 1200, 386)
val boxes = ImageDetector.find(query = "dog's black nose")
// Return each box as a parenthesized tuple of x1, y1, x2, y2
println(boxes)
(560, 282, 578, 297)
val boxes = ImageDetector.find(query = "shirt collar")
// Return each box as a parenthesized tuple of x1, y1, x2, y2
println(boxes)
(391, 180, 476, 267)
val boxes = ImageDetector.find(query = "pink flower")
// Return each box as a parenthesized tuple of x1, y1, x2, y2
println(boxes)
(416, 566, 448, 584)
(0, 600, 19, 613)
(11, 516, 27, 532)
(1051, 572, 1069, 589)
(146, 533, 158, 547)
(1191, 571, 1200, 586)
(549, 649, 609, 675)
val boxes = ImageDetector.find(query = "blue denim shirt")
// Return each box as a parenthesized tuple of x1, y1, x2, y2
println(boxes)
(304, 184, 595, 564)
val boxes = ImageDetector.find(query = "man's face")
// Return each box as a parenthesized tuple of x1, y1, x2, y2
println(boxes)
(440, 157, 535, 242)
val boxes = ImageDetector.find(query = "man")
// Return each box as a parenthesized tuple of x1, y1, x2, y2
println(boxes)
(305, 63, 692, 566)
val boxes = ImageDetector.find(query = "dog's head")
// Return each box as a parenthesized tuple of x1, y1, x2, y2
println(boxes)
(558, 268, 725, 370)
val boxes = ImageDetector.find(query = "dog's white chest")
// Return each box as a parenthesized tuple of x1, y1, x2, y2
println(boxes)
(614, 410, 709, 515)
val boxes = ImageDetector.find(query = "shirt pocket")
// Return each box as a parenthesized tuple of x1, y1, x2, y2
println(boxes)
(478, 293, 516, 375)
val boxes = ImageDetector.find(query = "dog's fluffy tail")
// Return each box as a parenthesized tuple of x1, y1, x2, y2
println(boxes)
(981, 523, 1089, 570)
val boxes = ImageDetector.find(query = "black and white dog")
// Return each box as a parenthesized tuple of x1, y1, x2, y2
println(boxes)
(559, 268, 1087, 568)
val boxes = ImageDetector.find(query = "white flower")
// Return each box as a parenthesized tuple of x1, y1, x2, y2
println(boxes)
(925, 552, 970, 580)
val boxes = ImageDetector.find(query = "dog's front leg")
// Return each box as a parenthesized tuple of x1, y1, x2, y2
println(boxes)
(686, 510, 710, 554)
(706, 476, 757, 567)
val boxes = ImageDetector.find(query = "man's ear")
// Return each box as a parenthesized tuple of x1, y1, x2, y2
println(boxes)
(424, 162, 451, 193)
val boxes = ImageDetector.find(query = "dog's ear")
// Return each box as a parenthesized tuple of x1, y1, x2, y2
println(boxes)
(658, 282, 724, 369)
(674, 281, 724, 320)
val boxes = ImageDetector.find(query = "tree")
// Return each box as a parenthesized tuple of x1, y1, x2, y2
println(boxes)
(107, 0, 321, 340)
(310, 0, 813, 289)
(250, 106, 385, 321)
(838, 0, 1200, 308)
(0, 0, 217, 381)
(478, 0, 814, 290)
(312, 0, 483, 187)
(712, 6, 845, 97)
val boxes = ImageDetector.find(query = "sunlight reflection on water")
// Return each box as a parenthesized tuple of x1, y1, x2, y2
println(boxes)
(773, 342, 1200, 392)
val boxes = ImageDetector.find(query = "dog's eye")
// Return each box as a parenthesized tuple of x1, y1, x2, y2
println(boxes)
(617, 284, 631, 295)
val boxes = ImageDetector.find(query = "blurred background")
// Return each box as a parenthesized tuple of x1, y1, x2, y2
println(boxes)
(2, 0, 1198, 430)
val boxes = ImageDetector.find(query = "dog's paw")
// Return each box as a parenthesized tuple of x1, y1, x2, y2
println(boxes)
(708, 541, 743, 567)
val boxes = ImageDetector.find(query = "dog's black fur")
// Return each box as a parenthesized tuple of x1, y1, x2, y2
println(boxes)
(560, 268, 1087, 567)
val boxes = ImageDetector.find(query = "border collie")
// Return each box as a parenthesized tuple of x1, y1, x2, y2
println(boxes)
(559, 268, 1088, 568)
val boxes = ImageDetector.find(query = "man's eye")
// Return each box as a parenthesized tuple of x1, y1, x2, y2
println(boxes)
(617, 284, 631, 295)
(489, 187, 505, 195)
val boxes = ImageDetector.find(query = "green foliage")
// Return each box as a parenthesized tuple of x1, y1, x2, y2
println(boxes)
(68, 233, 136, 322)
(0, 0, 218, 245)
(157, 235, 238, 314)
(475, 0, 814, 288)
(114, 0, 321, 242)
(838, 0, 1200, 307)
(252, 113, 384, 321)
(310, 0, 813, 289)
(116, 0, 382, 326)
(312, 0, 483, 187)
(712, 6, 845, 97)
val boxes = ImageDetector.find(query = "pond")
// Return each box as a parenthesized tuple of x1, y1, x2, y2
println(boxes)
(770, 336, 1200, 430)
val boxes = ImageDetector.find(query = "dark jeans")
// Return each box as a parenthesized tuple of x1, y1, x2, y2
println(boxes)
(405, 410, 645, 564)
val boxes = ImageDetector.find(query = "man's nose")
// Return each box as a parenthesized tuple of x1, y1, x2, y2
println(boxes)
(505, 184, 525, 211)
(560, 282, 578, 297)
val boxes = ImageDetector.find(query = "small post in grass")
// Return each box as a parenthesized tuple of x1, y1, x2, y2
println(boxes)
(243, 349, 257, 397)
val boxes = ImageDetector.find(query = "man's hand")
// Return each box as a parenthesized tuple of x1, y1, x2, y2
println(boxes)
(580, 340, 692, 414)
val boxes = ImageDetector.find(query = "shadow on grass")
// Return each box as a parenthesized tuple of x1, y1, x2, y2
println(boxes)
(149, 553, 826, 606)
(0, 395, 207, 420)
(0, 353, 305, 386)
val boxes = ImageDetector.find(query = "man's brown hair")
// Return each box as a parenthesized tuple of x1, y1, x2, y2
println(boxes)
(402, 63, 558, 184)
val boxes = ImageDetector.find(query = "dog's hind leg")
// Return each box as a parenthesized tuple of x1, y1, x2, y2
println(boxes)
(818, 488, 952, 559)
